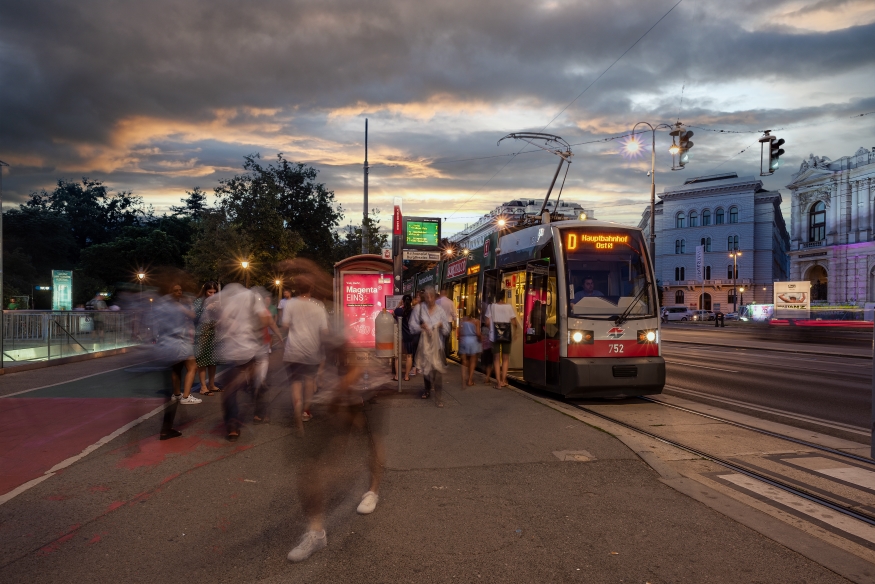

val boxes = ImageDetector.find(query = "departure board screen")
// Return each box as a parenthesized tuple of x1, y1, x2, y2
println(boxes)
(404, 217, 441, 248)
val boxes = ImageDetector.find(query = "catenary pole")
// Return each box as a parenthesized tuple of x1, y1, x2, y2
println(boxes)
(0, 161, 7, 369)
(362, 119, 369, 255)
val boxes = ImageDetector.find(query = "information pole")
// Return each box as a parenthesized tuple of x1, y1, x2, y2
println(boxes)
(393, 198, 403, 392)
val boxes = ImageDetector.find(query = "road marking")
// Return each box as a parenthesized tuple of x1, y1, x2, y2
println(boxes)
(664, 361, 738, 373)
(664, 386, 869, 436)
(720, 473, 875, 544)
(0, 401, 169, 506)
(0, 357, 158, 398)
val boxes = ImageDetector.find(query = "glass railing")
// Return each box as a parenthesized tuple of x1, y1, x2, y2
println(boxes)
(1, 310, 146, 368)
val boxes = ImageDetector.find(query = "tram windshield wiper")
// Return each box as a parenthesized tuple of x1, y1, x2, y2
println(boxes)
(614, 285, 649, 326)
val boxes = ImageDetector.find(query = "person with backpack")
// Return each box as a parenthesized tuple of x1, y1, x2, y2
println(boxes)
(485, 290, 520, 389)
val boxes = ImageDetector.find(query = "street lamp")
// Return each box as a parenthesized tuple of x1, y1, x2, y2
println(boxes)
(241, 261, 250, 288)
(137, 272, 146, 296)
(729, 251, 742, 312)
(628, 122, 673, 262)
(738, 286, 745, 314)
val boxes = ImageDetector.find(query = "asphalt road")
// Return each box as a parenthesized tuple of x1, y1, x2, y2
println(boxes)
(661, 324, 872, 435)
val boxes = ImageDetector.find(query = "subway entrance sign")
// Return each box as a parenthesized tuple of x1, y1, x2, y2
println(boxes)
(403, 217, 441, 249)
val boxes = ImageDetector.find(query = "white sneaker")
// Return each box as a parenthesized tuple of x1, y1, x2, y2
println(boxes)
(172, 394, 182, 401)
(180, 395, 202, 405)
(287, 530, 327, 562)
(356, 491, 379, 515)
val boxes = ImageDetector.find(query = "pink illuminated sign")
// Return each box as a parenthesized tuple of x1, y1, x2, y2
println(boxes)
(342, 273, 393, 348)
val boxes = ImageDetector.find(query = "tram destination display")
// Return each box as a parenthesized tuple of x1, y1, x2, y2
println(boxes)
(403, 217, 441, 249)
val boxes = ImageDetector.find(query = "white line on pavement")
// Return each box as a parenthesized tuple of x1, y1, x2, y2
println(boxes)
(0, 358, 159, 398)
(720, 473, 875, 544)
(0, 401, 169, 506)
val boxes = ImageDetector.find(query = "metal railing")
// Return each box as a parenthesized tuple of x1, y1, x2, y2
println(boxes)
(799, 240, 826, 250)
(1, 310, 145, 368)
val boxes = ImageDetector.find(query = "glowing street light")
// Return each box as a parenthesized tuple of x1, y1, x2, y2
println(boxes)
(624, 138, 642, 155)
(241, 260, 250, 288)
(729, 251, 742, 313)
(627, 122, 674, 261)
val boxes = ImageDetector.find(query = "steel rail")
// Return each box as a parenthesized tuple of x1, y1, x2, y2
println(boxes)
(507, 377, 875, 528)
(641, 395, 873, 465)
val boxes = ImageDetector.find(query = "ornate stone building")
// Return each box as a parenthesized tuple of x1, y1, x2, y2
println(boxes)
(641, 172, 789, 311)
(787, 147, 875, 304)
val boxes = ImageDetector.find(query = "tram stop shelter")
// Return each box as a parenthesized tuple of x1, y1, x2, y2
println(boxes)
(334, 254, 394, 366)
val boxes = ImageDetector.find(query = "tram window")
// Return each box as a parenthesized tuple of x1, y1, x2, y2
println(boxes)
(563, 230, 654, 319)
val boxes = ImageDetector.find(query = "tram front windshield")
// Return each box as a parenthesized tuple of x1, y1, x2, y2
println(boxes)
(563, 229, 654, 319)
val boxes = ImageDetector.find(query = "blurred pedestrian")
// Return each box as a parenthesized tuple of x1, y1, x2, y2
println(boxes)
(480, 318, 494, 386)
(277, 289, 291, 324)
(287, 327, 386, 563)
(193, 281, 220, 396)
(155, 283, 200, 441)
(435, 289, 457, 358)
(410, 286, 448, 406)
(485, 291, 520, 389)
(393, 294, 416, 381)
(283, 276, 329, 434)
(213, 283, 273, 441)
(91, 292, 108, 342)
(715, 310, 725, 327)
(457, 313, 481, 387)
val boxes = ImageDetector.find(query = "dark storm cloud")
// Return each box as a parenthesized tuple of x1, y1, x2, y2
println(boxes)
(0, 0, 872, 221)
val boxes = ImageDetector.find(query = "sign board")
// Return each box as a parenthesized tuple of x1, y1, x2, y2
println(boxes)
(446, 257, 467, 280)
(381, 248, 392, 260)
(341, 273, 393, 348)
(403, 217, 441, 249)
(403, 250, 442, 261)
(774, 281, 810, 319)
(384, 295, 404, 311)
(746, 304, 774, 321)
(51, 270, 73, 311)
(695, 246, 704, 281)
(393, 205, 403, 235)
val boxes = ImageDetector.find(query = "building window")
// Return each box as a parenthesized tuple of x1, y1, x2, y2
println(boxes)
(680, 239, 686, 253)
(715, 208, 725, 225)
(702, 209, 711, 226)
(675, 290, 684, 304)
(689, 211, 699, 227)
(705, 265, 711, 280)
(728, 288, 737, 304)
(675, 266, 686, 281)
(727, 235, 738, 251)
(706, 236, 712, 252)
(729, 206, 738, 224)
(727, 264, 737, 279)
(809, 201, 826, 242)
(675, 239, 681, 254)
(676, 212, 685, 228)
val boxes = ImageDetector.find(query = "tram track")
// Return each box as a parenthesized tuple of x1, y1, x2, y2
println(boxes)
(507, 376, 875, 536)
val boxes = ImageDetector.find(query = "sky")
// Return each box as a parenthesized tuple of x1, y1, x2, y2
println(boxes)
(1, 0, 874, 237)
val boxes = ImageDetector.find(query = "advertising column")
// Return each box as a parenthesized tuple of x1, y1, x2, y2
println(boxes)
(342, 273, 394, 349)
(51, 270, 73, 311)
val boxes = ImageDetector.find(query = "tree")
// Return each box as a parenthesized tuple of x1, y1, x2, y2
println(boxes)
(170, 187, 210, 218)
(78, 228, 184, 286)
(220, 154, 343, 271)
(2, 206, 78, 275)
(333, 210, 389, 262)
(26, 178, 145, 247)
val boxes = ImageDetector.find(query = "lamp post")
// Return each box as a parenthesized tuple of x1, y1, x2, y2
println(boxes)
(627, 122, 673, 262)
(729, 251, 742, 313)
(241, 261, 250, 288)
(275, 278, 282, 301)
(739, 286, 745, 312)
(137, 272, 145, 296)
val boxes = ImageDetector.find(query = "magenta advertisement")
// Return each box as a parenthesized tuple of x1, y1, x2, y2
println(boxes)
(342, 273, 394, 348)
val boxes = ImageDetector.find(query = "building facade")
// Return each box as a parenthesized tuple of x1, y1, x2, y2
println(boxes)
(641, 173, 790, 311)
(787, 148, 875, 304)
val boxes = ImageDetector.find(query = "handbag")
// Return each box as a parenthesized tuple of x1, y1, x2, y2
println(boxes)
(493, 322, 512, 343)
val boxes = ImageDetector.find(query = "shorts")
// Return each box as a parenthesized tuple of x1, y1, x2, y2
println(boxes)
(403, 337, 418, 356)
(286, 362, 320, 383)
(493, 341, 511, 355)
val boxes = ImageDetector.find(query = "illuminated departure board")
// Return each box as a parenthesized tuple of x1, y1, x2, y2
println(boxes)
(403, 217, 441, 249)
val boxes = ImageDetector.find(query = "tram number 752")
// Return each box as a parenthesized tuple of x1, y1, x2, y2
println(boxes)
(608, 344, 625, 354)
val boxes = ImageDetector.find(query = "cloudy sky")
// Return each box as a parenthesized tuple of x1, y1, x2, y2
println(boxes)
(1, 0, 873, 236)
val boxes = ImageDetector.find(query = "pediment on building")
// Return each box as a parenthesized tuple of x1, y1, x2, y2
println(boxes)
(796, 187, 831, 209)
(787, 166, 831, 188)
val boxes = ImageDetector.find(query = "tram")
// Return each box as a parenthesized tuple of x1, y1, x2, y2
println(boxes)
(424, 220, 664, 398)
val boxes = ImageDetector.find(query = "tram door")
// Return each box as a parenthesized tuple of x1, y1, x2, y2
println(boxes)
(523, 261, 549, 386)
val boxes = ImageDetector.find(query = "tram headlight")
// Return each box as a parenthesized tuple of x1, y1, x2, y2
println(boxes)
(637, 329, 657, 344)
(570, 330, 594, 344)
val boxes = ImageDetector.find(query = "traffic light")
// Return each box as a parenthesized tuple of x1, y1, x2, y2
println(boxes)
(769, 137, 785, 172)
(678, 130, 694, 167)
(758, 130, 785, 176)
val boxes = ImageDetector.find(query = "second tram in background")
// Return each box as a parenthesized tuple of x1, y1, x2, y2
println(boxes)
(429, 220, 665, 398)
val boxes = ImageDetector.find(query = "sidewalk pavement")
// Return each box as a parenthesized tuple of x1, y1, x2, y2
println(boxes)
(0, 359, 853, 583)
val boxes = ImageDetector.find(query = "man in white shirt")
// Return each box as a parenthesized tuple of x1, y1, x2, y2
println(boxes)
(277, 289, 291, 324)
(282, 278, 329, 433)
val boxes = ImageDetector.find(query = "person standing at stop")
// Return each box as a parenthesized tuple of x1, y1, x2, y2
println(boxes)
(486, 290, 520, 389)
(410, 286, 448, 406)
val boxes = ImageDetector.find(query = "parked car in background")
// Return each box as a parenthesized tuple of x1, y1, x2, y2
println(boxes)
(661, 306, 694, 322)
(724, 312, 740, 321)
(691, 310, 716, 321)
